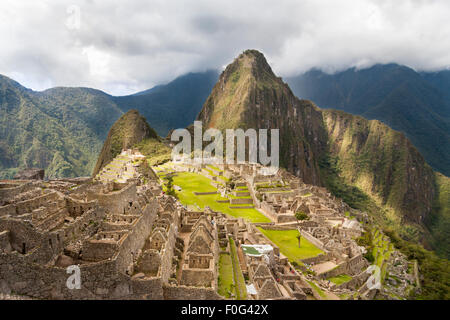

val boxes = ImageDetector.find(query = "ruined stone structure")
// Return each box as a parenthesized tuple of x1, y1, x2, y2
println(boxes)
(0, 155, 415, 300)
(0, 151, 223, 300)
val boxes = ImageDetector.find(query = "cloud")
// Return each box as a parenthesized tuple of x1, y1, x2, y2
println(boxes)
(0, 0, 449, 95)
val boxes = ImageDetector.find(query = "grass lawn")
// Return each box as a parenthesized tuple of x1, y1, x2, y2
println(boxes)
(164, 171, 271, 223)
(328, 274, 352, 285)
(218, 252, 235, 298)
(230, 238, 247, 300)
(257, 228, 323, 263)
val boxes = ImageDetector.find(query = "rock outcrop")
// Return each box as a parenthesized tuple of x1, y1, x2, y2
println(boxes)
(197, 49, 327, 185)
(13, 168, 45, 180)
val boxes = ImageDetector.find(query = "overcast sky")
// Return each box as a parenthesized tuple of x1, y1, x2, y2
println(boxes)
(1, 0, 449, 95)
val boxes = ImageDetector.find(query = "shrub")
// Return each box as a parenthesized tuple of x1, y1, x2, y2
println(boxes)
(295, 211, 309, 221)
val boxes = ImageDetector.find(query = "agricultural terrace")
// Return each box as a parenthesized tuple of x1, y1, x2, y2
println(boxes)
(371, 229, 395, 283)
(257, 228, 323, 264)
(154, 166, 271, 223)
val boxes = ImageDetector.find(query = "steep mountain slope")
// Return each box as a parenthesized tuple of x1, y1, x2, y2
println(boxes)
(421, 70, 450, 117)
(286, 65, 450, 176)
(0, 71, 217, 179)
(323, 110, 435, 231)
(0, 75, 123, 179)
(198, 50, 327, 185)
(92, 109, 158, 176)
(113, 70, 219, 136)
(197, 49, 441, 247)
(426, 172, 450, 258)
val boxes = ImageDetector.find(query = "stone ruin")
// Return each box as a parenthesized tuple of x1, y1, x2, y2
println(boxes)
(0, 155, 414, 300)
(13, 168, 45, 180)
(0, 153, 222, 300)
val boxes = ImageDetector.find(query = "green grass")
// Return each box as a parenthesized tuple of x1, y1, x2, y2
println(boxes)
(338, 293, 351, 300)
(229, 238, 247, 300)
(241, 246, 260, 255)
(162, 171, 271, 223)
(427, 172, 450, 259)
(306, 280, 328, 299)
(218, 252, 235, 298)
(208, 165, 222, 172)
(257, 228, 323, 263)
(328, 274, 352, 285)
(218, 175, 229, 182)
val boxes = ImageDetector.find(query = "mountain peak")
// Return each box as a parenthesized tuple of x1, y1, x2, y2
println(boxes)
(221, 49, 277, 84)
(197, 49, 327, 185)
(92, 109, 157, 176)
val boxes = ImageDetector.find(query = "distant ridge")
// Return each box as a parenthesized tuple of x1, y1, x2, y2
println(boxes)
(286, 64, 450, 176)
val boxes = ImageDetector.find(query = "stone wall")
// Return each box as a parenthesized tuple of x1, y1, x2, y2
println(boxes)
(181, 269, 214, 287)
(114, 199, 158, 274)
(298, 229, 327, 252)
(163, 284, 223, 300)
(159, 224, 176, 283)
(0, 182, 34, 201)
(0, 250, 166, 299)
(230, 198, 253, 205)
(88, 182, 138, 215)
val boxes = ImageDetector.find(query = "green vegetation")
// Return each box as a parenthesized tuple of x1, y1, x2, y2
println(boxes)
(287, 64, 450, 177)
(295, 211, 309, 221)
(383, 228, 450, 300)
(241, 246, 260, 255)
(229, 238, 247, 300)
(160, 171, 270, 223)
(134, 138, 171, 166)
(319, 108, 440, 246)
(217, 252, 235, 298)
(207, 165, 222, 172)
(165, 175, 176, 197)
(426, 172, 450, 259)
(0, 76, 124, 179)
(356, 228, 394, 283)
(306, 280, 328, 299)
(257, 228, 323, 263)
(328, 274, 352, 286)
(93, 110, 158, 176)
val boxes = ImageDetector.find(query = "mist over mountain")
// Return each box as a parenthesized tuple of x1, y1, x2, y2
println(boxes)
(285, 65, 450, 176)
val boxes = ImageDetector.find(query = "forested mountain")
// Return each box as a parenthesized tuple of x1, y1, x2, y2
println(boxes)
(285, 65, 450, 176)
(0, 74, 122, 178)
(0, 71, 218, 178)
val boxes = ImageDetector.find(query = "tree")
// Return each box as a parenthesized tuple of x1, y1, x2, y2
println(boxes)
(296, 234, 301, 248)
(166, 175, 176, 196)
(295, 211, 309, 223)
